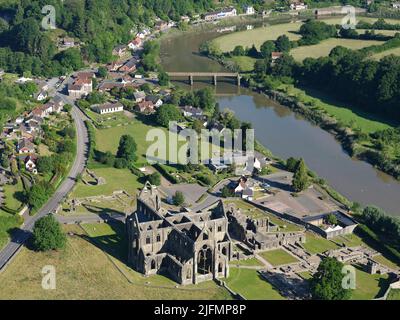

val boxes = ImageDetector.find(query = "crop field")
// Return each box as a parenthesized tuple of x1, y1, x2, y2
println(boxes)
(290, 38, 383, 61)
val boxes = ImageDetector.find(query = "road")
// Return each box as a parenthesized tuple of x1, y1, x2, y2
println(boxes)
(0, 83, 89, 272)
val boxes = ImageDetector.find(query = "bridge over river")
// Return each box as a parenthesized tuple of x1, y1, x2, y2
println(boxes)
(167, 72, 241, 86)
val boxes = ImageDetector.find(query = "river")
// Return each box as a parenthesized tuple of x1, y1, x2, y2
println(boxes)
(160, 21, 400, 216)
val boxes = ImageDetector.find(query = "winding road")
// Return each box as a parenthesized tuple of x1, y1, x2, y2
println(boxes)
(0, 85, 89, 271)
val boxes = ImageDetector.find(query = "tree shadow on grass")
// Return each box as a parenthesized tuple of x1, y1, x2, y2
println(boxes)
(80, 220, 128, 263)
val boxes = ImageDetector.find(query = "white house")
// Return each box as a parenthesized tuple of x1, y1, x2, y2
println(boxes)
(290, 2, 308, 10)
(93, 102, 124, 115)
(25, 156, 37, 174)
(245, 6, 255, 15)
(393, 2, 400, 8)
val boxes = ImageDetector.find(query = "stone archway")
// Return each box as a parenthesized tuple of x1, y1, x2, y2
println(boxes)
(197, 245, 213, 275)
(151, 260, 156, 270)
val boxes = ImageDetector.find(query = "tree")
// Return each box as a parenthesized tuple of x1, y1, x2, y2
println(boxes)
(32, 215, 66, 252)
(117, 135, 137, 163)
(26, 182, 54, 211)
(173, 191, 185, 206)
(260, 40, 276, 58)
(148, 172, 161, 186)
(292, 158, 309, 192)
(326, 213, 338, 225)
(247, 44, 259, 58)
(286, 157, 299, 172)
(97, 66, 108, 78)
(155, 104, 183, 127)
(275, 35, 291, 52)
(221, 185, 234, 198)
(232, 45, 245, 56)
(158, 70, 170, 86)
(310, 257, 351, 300)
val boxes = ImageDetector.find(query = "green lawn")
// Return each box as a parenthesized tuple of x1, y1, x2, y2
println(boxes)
(279, 84, 393, 133)
(259, 249, 298, 267)
(331, 233, 365, 248)
(350, 266, 390, 300)
(373, 254, 400, 270)
(230, 258, 263, 267)
(0, 178, 24, 213)
(71, 167, 142, 198)
(225, 268, 284, 300)
(387, 289, 400, 300)
(303, 232, 339, 255)
(85, 110, 134, 128)
(372, 47, 400, 60)
(228, 56, 257, 72)
(290, 38, 383, 62)
(0, 224, 232, 300)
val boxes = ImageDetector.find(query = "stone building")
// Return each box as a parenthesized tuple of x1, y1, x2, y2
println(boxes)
(226, 204, 305, 251)
(126, 183, 232, 285)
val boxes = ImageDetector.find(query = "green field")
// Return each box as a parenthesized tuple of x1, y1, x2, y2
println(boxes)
(279, 84, 393, 133)
(71, 167, 142, 198)
(85, 109, 134, 128)
(303, 232, 339, 254)
(224, 268, 284, 300)
(0, 224, 232, 300)
(350, 266, 390, 300)
(228, 56, 257, 72)
(259, 249, 298, 267)
(387, 289, 400, 300)
(230, 258, 263, 267)
(290, 38, 383, 62)
(0, 178, 24, 214)
(372, 47, 400, 60)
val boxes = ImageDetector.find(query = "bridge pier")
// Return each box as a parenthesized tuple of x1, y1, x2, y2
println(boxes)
(237, 75, 241, 86)
(213, 75, 217, 86)
(189, 75, 193, 86)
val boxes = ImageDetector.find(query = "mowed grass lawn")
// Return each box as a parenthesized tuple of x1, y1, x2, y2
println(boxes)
(387, 289, 400, 300)
(290, 38, 383, 62)
(350, 266, 390, 300)
(0, 178, 24, 213)
(0, 224, 232, 300)
(259, 249, 298, 267)
(303, 232, 339, 254)
(225, 268, 284, 300)
(229, 257, 263, 267)
(71, 167, 142, 198)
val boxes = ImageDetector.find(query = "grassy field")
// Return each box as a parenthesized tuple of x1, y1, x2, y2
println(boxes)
(303, 232, 339, 254)
(71, 167, 142, 198)
(228, 56, 257, 72)
(372, 47, 400, 60)
(350, 266, 390, 300)
(387, 289, 400, 300)
(85, 110, 134, 128)
(0, 224, 232, 300)
(373, 254, 400, 270)
(0, 178, 24, 213)
(229, 257, 263, 267)
(212, 17, 399, 53)
(259, 249, 298, 267)
(290, 38, 383, 62)
(279, 84, 393, 133)
(224, 268, 284, 300)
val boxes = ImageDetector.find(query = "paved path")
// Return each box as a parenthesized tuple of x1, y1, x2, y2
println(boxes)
(0, 89, 89, 271)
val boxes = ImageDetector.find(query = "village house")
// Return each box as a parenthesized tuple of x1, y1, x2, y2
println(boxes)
(24, 155, 37, 174)
(181, 15, 191, 23)
(244, 6, 255, 15)
(119, 58, 138, 73)
(271, 51, 283, 63)
(18, 138, 35, 154)
(136, 100, 155, 114)
(145, 95, 163, 108)
(60, 37, 75, 48)
(393, 2, 400, 8)
(92, 102, 124, 115)
(154, 20, 169, 32)
(133, 91, 146, 103)
(113, 45, 127, 57)
(180, 105, 203, 118)
(204, 7, 237, 21)
(107, 61, 124, 72)
(290, 2, 308, 10)
(128, 37, 142, 50)
(68, 72, 94, 98)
